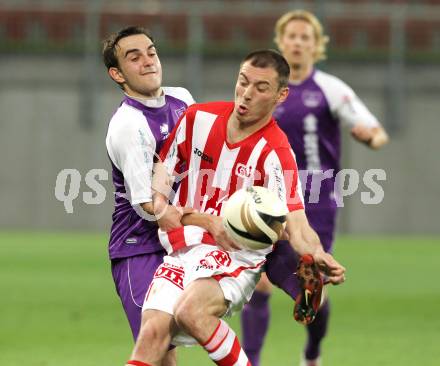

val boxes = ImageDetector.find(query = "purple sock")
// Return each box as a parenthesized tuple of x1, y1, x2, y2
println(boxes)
(241, 290, 271, 366)
(304, 300, 330, 360)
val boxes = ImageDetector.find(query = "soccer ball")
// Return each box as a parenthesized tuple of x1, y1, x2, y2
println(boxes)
(222, 186, 288, 250)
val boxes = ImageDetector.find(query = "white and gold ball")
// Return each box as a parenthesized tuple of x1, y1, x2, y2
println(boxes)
(222, 186, 288, 250)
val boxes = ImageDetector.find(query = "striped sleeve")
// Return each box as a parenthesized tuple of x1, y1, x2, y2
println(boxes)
(263, 147, 304, 212)
(158, 226, 215, 254)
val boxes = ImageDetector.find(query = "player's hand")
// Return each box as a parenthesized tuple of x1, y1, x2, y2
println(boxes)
(207, 216, 241, 251)
(351, 125, 389, 150)
(312, 250, 346, 285)
(370, 127, 389, 149)
(155, 205, 195, 231)
(350, 124, 375, 145)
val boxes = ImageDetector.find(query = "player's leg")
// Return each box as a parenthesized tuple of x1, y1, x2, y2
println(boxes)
(127, 257, 185, 366)
(265, 241, 325, 363)
(111, 252, 166, 340)
(302, 235, 333, 365)
(301, 208, 336, 366)
(127, 309, 178, 366)
(265, 208, 336, 366)
(161, 349, 177, 366)
(174, 277, 250, 366)
(302, 299, 329, 366)
(265, 240, 301, 299)
(241, 272, 272, 366)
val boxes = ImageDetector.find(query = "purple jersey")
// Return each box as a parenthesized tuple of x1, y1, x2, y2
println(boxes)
(106, 87, 194, 259)
(274, 69, 378, 209)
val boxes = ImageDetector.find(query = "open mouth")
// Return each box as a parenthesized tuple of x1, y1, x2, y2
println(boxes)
(237, 104, 249, 114)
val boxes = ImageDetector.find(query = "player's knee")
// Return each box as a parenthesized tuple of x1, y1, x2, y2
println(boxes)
(138, 317, 169, 346)
(174, 297, 202, 334)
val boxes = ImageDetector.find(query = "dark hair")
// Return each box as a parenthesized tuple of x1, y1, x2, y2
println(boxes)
(102, 26, 154, 70)
(242, 49, 290, 89)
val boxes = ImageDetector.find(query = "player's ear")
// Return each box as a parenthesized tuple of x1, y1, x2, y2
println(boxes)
(108, 67, 126, 84)
(277, 86, 289, 104)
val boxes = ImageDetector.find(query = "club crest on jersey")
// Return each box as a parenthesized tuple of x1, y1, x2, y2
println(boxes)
(236, 163, 254, 178)
(160, 123, 170, 140)
(302, 90, 323, 108)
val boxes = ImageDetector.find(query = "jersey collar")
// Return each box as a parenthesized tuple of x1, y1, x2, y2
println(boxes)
(288, 68, 316, 87)
(124, 90, 166, 109)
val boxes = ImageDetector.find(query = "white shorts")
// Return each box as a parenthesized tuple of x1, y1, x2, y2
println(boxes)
(142, 244, 265, 345)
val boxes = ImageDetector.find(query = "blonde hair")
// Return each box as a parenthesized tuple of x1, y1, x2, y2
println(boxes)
(274, 10, 329, 62)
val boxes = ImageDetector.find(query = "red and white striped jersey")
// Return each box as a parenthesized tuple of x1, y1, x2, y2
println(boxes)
(159, 101, 304, 217)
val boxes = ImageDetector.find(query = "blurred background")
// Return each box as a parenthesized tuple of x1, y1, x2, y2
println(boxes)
(1, 1, 439, 365)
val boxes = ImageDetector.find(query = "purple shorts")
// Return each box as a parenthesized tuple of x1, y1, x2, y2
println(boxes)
(111, 252, 166, 340)
(265, 207, 337, 300)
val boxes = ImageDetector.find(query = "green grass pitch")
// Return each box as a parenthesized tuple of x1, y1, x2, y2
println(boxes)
(1, 232, 439, 365)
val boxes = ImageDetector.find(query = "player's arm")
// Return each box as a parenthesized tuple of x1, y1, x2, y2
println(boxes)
(267, 147, 344, 284)
(181, 212, 241, 251)
(152, 112, 194, 231)
(285, 209, 345, 284)
(107, 117, 159, 220)
(140, 202, 154, 215)
(351, 124, 389, 149)
(325, 76, 389, 149)
(152, 160, 192, 231)
(152, 163, 238, 250)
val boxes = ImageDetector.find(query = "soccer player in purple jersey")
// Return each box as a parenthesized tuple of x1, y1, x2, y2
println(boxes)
(241, 10, 389, 366)
(102, 26, 194, 365)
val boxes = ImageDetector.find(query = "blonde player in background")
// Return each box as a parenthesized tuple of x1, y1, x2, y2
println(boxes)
(241, 10, 388, 366)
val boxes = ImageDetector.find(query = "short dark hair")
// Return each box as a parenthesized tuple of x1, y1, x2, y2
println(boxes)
(242, 49, 290, 89)
(102, 26, 154, 70)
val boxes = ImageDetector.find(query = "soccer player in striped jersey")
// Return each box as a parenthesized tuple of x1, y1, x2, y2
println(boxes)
(125, 50, 345, 366)
(103, 26, 194, 365)
(241, 11, 389, 366)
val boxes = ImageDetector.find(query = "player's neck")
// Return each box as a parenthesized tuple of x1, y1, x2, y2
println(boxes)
(289, 63, 314, 84)
(227, 112, 272, 144)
